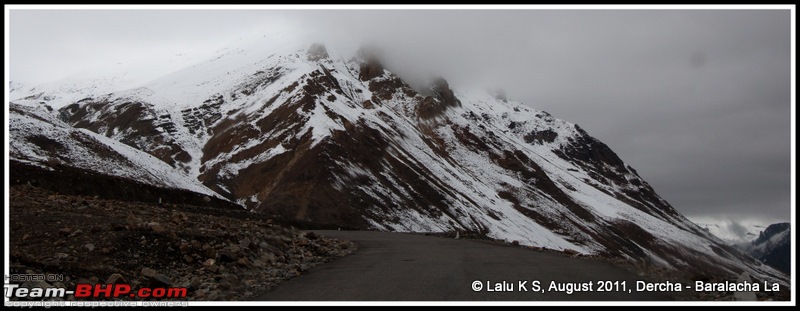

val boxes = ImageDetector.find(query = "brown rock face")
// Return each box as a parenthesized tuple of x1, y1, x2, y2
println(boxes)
(59, 100, 191, 170)
(357, 47, 385, 81)
(429, 77, 459, 106)
(359, 60, 384, 81)
(249, 122, 393, 230)
(415, 77, 461, 119)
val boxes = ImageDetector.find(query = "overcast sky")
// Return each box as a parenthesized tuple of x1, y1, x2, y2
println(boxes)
(8, 8, 793, 233)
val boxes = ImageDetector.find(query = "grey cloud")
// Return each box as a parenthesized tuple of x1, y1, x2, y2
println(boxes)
(8, 8, 792, 223)
(727, 221, 750, 240)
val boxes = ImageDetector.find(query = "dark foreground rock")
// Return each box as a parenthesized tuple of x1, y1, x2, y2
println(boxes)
(9, 185, 356, 301)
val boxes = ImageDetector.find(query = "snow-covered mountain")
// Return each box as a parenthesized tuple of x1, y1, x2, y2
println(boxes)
(9, 104, 223, 198)
(8, 35, 788, 284)
(740, 223, 791, 274)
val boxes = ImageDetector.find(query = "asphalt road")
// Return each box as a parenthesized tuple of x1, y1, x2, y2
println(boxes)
(257, 230, 669, 301)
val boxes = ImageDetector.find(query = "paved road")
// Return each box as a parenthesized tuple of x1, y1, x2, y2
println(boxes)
(257, 230, 669, 301)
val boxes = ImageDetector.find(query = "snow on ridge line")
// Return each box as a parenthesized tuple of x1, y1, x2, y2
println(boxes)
(11, 34, 366, 113)
(9, 104, 229, 202)
(406, 90, 729, 255)
(9, 41, 787, 284)
(81, 128, 224, 199)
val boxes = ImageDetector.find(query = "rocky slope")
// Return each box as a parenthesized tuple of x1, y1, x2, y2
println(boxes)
(9, 104, 222, 199)
(8, 36, 788, 285)
(9, 184, 355, 301)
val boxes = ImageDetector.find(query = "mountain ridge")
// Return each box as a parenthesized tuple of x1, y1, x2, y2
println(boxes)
(741, 223, 790, 274)
(8, 39, 788, 285)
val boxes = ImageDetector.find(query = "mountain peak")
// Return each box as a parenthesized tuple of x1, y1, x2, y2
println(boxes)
(416, 76, 461, 119)
(742, 222, 790, 274)
(8, 37, 789, 286)
(356, 46, 385, 81)
(306, 43, 329, 61)
(754, 222, 790, 244)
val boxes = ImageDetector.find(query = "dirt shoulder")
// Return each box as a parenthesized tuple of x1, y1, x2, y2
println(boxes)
(9, 185, 356, 301)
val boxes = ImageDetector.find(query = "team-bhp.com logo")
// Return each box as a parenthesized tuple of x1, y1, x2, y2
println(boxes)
(4, 274, 187, 299)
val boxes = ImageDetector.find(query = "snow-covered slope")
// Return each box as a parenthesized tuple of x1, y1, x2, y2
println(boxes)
(740, 223, 791, 274)
(9, 104, 223, 198)
(8, 36, 788, 284)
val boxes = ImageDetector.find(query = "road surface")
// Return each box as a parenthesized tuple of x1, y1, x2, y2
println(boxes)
(257, 230, 669, 301)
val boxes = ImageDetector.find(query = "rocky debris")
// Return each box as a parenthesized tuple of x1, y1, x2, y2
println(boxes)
(141, 267, 157, 278)
(237, 239, 251, 251)
(304, 232, 318, 240)
(562, 248, 580, 257)
(106, 273, 126, 284)
(147, 222, 166, 233)
(148, 274, 172, 288)
(9, 185, 357, 301)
